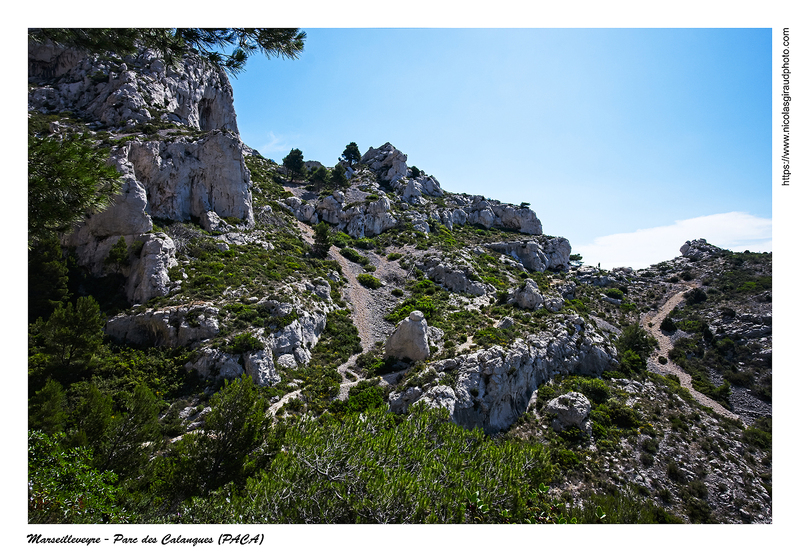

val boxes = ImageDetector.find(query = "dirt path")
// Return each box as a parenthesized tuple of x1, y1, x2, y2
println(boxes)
(641, 285, 741, 423)
(291, 216, 406, 400)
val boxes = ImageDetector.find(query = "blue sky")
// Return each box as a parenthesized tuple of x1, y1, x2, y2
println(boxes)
(231, 28, 772, 268)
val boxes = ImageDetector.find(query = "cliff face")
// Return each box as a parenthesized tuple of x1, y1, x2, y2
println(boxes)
(29, 42, 253, 304)
(29, 41, 238, 132)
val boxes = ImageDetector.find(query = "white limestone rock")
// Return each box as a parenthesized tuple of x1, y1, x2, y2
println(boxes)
(185, 347, 243, 380)
(545, 392, 592, 434)
(125, 131, 253, 224)
(29, 43, 239, 133)
(125, 233, 178, 304)
(361, 142, 408, 184)
(385, 310, 430, 361)
(487, 237, 572, 273)
(389, 386, 424, 414)
(424, 262, 492, 297)
(105, 303, 219, 348)
(490, 204, 543, 235)
(511, 279, 544, 310)
(244, 350, 281, 387)
(396, 314, 616, 433)
(418, 385, 457, 416)
(680, 238, 723, 261)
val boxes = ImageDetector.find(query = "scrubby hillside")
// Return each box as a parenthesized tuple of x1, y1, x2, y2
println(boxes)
(27, 39, 771, 524)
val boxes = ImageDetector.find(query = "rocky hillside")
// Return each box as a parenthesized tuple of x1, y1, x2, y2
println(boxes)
(27, 41, 771, 524)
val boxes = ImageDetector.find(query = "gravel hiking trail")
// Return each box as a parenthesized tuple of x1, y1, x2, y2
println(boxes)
(291, 218, 408, 401)
(641, 284, 741, 423)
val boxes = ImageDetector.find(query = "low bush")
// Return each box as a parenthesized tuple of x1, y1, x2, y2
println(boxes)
(341, 247, 369, 265)
(357, 274, 382, 289)
(605, 288, 624, 300)
(660, 317, 677, 332)
(227, 332, 263, 354)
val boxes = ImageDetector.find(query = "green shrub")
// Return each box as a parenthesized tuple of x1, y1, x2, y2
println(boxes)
(356, 351, 400, 377)
(28, 430, 125, 523)
(330, 232, 352, 248)
(642, 438, 658, 454)
(597, 400, 640, 429)
(227, 332, 263, 354)
(357, 274, 382, 289)
(743, 418, 771, 451)
(605, 288, 624, 300)
(666, 460, 685, 482)
(330, 380, 386, 416)
(353, 238, 376, 250)
(341, 247, 368, 265)
(684, 288, 708, 305)
(565, 377, 610, 405)
(660, 317, 677, 332)
(387, 253, 403, 261)
(173, 404, 557, 524)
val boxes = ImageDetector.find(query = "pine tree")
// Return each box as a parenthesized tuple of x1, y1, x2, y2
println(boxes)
(330, 164, 348, 189)
(308, 165, 329, 190)
(341, 142, 361, 166)
(32, 296, 106, 379)
(28, 237, 70, 323)
(312, 223, 331, 258)
(28, 379, 68, 435)
(282, 148, 305, 182)
(28, 133, 122, 249)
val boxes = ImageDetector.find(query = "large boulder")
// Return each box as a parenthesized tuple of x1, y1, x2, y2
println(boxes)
(185, 347, 243, 380)
(680, 238, 723, 261)
(361, 142, 408, 184)
(511, 279, 544, 310)
(243, 350, 281, 387)
(490, 204, 543, 234)
(424, 262, 492, 297)
(125, 233, 178, 304)
(545, 392, 592, 434)
(385, 310, 430, 361)
(487, 237, 571, 273)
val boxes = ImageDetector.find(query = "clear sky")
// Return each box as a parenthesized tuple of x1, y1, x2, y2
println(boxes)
(230, 28, 772, 268)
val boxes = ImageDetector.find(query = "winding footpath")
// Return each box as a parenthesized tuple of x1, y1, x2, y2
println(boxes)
(290, 219, 407, 402)
(641, 284, 741, 423)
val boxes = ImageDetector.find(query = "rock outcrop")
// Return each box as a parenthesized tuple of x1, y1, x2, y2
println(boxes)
(544, 392, 592, 434)
(105, 303, 220, 348)
(486, 237, 571, 273)
(29, 42, 238, 132)
(280, 142, 550, 240)
(420, 260, 494, 297)
(124, 132, 253, 225)
(384, 310, 431, 361)
(30, 42, 255, 306)
(389, 314, 617, 433)
(680, 238, 724, 261)
(361, 142, 408, 185)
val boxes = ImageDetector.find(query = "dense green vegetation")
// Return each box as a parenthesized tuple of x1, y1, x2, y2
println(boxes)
(168, 405, 559, 523)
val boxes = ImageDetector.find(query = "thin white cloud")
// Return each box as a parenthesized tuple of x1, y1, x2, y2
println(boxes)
(573, 212, 772, 270)
(256, 131, 292, 159)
